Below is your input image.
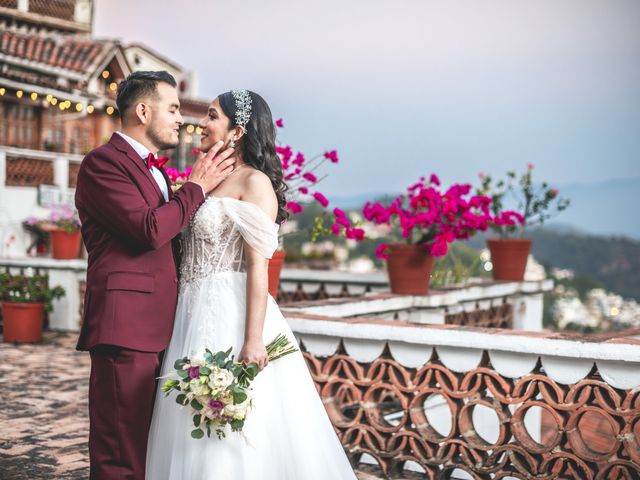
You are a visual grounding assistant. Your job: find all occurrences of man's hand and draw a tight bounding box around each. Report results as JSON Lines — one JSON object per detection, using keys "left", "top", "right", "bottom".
{"left": 188, "top": 141, "right": 236, "bottom": 194}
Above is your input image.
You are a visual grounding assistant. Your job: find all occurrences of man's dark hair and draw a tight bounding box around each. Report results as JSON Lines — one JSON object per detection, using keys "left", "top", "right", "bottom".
{"left": 115, "top": 71, "right": 177, "bottom": 119}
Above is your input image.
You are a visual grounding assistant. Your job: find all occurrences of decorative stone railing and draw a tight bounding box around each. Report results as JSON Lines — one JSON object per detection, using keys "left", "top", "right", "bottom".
{"left": 283, "top": 279, "right": 553, "bottom": 331}
{"left": 277, "top": 268, "right": 389, "bottom": 303}
{"left": 282, "top": 308, "right": 640, "bottom": 479}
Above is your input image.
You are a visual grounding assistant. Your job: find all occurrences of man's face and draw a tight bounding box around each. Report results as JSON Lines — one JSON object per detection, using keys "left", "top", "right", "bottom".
{"left": 146, "top": 82, "right": 183, "bottom": 150}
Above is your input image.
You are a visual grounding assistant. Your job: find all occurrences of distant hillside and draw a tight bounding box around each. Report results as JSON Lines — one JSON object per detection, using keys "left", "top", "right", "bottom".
{"left": 468, "top": 229, "right": 640, "bottom": 301}
{"left": 528, "top": 229, "right": 640, "bottom": 301}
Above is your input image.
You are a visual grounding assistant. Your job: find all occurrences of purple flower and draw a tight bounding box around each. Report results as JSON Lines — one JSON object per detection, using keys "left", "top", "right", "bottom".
{"left": 209, "top": 399, "right": 224, "bottom": 413}
{"left": 188, "top": 366, "right": 200, "bottom": 379}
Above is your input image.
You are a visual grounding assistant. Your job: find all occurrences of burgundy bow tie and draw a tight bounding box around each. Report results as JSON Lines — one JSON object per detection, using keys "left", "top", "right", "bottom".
{"left": 146, "top": 153, "right": 170, "bottom": 170}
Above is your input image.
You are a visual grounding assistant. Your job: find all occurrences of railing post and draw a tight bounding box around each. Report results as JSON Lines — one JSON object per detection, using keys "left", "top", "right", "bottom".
{"left": 54, "top": 155, "right": 69, "bottom": 191}
{"left": 17, "top": 0, "right": 28, "bottom": 13}
{"left": 0, "top": 150, "right": 6, "bottom": 208}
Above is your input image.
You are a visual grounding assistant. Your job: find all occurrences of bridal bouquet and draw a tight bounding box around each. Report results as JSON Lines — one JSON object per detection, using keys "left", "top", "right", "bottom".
{"left": 161, "top": 334, "right": 298, "bottom": 440}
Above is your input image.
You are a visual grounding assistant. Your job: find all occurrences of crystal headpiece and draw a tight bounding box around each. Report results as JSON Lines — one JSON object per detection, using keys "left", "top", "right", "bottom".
{"left": 231, "top": 89, "right": 252, "bottom": 131}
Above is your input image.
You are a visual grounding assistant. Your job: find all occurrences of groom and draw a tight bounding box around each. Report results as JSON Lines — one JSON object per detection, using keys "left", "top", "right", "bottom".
{"left": 75, "top": 71, "right": 234, "bottom": 479}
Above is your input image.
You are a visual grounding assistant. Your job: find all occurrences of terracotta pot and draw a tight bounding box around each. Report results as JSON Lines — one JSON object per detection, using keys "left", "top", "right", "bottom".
{"left": 386, "top": 244, "right": 435, "bottom": 295}
{"left": 268, "top": 250, "right": 286, "bottom": 298}
{"left": 487, "top": 238, "right": 532, "bottom": 281}
{"left": 50, "top": 229, "right": 81, "bottom": 259}
{"left": 2, "top": 302, "right": 45, "bottom": 343}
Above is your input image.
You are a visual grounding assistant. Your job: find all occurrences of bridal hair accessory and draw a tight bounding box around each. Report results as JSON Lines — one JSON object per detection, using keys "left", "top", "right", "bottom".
{"left": 231, "top": 89, "right": 252, "bottom": 131}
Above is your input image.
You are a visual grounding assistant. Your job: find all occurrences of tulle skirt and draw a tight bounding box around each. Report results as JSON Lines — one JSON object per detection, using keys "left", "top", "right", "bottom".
{"left": 146, "top": 271, "right": 356, "bottom": 480}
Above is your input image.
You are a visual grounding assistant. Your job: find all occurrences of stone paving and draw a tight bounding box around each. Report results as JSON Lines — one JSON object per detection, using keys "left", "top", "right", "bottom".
{"left": 0, "top": 333, "right": 375, "bottom": 480}
{"left": 0, "top": 333, "right": 90, "bottom": 480}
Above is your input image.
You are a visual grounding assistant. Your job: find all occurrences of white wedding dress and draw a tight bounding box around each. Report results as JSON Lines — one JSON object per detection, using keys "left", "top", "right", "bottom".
{"left": 146, "top": 196, "right": 356, "bottom": 480}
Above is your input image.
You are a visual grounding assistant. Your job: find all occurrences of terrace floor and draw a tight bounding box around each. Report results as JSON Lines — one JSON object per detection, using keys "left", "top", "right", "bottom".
{"left": 0, "top": 332, "right": 377, "bottom": 480}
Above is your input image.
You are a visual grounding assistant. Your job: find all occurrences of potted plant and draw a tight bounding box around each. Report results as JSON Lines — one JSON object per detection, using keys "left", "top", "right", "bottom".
{"left": 27, "top": 205, "right": 82, "bottom": 259}
{"left": 363, "top": 174, "right": 492, "bottom": 294}
{"left": 0, "top": 271, "right": 65, "bottom": 343}
{"left": 477, "top": 164, "right": 570, "bottom": 281}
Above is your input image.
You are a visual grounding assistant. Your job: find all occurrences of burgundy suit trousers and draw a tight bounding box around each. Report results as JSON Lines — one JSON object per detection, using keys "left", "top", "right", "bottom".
{"left": 89, "top": 346, "right": 163, "bottom": 480}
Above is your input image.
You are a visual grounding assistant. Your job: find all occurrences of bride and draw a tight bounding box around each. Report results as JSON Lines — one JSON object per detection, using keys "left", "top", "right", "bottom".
{"left": 146, "top": 90, "right": 356, "bottom": 479}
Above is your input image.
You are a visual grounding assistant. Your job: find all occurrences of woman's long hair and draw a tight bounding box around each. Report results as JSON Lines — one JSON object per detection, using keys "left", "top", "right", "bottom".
{"left": 218, "top": 91, "right": 289, "bottom": 224}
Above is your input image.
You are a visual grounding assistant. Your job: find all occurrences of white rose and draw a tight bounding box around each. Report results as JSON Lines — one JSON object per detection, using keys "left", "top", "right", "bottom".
{"left": 209, "top": 368, "right": 235, "bottom": 390}
{"left": 224, "top": 399, "right": 251, "bottom": 420}
{"left": 189, "top": 382, "right": 210, "bottom": 397}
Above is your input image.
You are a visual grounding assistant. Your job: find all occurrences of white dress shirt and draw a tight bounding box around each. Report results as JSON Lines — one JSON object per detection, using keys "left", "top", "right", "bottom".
{"left": 116, "top": 131, "right": 169, "bottom": 202}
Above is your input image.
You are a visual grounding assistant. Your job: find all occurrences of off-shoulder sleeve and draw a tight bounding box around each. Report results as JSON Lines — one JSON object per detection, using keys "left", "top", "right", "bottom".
{"left": 219, "top": 197, "right": 280, "bottom": 259}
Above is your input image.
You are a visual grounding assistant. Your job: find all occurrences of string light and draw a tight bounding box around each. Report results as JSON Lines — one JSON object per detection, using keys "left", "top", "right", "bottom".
{"left": 16, "top": 90, "right": 23, "bottom": 98}
{"left": 59, "top": 103, "right": 66, "bottom": 111}
{"left": 109, "top": 82, "right": 117, "bottom": 91}
{"left": 64, "top": 100, "right": 71, "bottom": 108}
{"left": 75, "top": 103, "right": 83, "bottom": 112}
{"left": 106, "top": 106, "right": 115, "bottom": 115}
{"left": 102, "top": 70, "right": 110, "bottom": 79}
{"left": 195, "top": 126, "right": 203, "bottom": 135}
{"left": 51, "top": 98, "right": 58, "bottom": 106}
{"left": 186, "top": 125, "right": 195, "bottom": 133}
{"left": 0, "top": 88, "right": 5, "bottom": 96}
{"left": 30, "top": 92, "right": 38, "bottom": 101}
{"left": 87, "top": 105, "right": 95, "bottom": 114}
{"left": 46, "top": 94, "right": 53, "bottom": 102}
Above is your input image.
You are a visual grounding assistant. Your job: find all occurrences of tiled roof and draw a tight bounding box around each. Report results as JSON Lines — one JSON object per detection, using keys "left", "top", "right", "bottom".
{"left": 0, "top": 28, "right": 111, "bottom": 74}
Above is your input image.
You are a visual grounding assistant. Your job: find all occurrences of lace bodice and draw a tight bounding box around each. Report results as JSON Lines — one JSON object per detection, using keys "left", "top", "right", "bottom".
{"left": 180, "top": 196, "right": 279, "bottom": 284}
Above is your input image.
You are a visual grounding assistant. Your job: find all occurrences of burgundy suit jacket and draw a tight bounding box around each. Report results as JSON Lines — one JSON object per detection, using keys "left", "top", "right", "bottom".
{"left": 75, "top": 133, "right": 205, "bottom": 352}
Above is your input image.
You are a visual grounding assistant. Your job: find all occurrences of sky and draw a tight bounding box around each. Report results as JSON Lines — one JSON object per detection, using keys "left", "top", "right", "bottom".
{"left": 94, "top": 0, "right": 640, "bottom": 200}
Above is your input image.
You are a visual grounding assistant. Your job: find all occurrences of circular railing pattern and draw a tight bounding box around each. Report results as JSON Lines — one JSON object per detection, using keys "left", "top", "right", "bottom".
{"left": 303, "top": 346, "right": 640, "bottom": 479}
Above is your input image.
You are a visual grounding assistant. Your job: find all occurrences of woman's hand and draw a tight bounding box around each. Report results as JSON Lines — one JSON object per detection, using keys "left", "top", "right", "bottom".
{"left": 238, "top": 338, "right": 269, "bottom": 371}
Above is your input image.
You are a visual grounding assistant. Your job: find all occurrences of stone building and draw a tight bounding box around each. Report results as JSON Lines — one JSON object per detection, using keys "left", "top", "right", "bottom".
{"left": 0, "top": 0, "right": 208, "bottom": 256}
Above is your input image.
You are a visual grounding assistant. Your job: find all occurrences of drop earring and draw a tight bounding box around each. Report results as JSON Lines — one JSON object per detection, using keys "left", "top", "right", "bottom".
{"left": 228, "top": 139, "right": 236, "bottom": 148}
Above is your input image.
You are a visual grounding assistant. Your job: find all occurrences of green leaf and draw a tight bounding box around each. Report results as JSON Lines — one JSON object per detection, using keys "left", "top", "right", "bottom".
{"left": 230, "top": 418, "right": 244, "bottom": 431}
{"left": 176, "top": 394, "right": 187, "bottom": 405}
{"left": 191, "top": 428, "right": 204, "bottom": 439}
{"left": 193, "top": 414, "right": 201, "bottom": 427}
{"left": 174, "top": 358, "right": 186, "bottom": 370}
{"left": 199, "top": 367, "right": 211, "bottom": 376}
{"left": 232, "top": 389, "right": 247, "bottom": 404}
{"left": 177, "top": 369, "right": 188, "bottom": 379}
{"left": 161, "top": 379, "right": 178, "bottom": 392}
{"left": 244, "top": 363, "right": 259, "bottom": 379}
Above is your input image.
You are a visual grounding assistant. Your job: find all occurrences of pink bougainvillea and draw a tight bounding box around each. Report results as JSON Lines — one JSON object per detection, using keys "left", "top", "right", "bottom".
{"left": 364, "top": 174, "right": 494, "bottom": 258}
